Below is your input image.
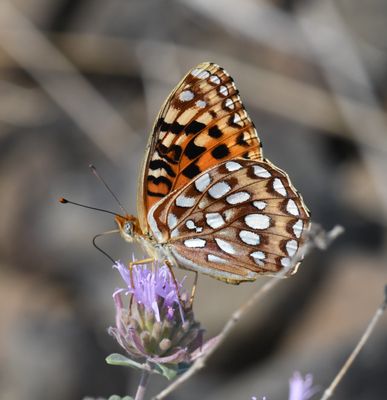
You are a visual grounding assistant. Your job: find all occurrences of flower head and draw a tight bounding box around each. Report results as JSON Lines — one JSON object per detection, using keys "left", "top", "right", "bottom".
{"left": 253, "top": 371, "right": 318, "bottom": 400}
{"left": 108, "top": 261, "right": 203, "bottom": 366}
{"left": 288, "top": 371, "right": 318, "bottom": 400}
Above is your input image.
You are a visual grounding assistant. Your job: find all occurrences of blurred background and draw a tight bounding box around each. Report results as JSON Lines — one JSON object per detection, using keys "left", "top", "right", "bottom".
{"left": 0, "top": 0, "right": 387, "bottom": 399}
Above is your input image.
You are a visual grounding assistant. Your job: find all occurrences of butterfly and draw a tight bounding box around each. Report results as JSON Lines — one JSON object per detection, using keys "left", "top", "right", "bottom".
{"left": 115, "top": 62, "right": 310, "bottom": 284}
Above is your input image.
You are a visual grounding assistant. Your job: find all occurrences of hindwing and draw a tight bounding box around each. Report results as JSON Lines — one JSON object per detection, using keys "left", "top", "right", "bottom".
{"left": 147, "top": 158, "right": 310, "bottom": 283}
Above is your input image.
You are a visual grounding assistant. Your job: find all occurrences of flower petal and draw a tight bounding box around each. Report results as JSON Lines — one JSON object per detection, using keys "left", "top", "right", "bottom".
{"left": 112, "top": 291, "right": 125, "bottom": 335}
{"left": 114, "top": 261, "right": 133, "bottom": 289}
{"left": 289, "top": 371, "right": 319, "bottom": 400}
{"left": 149, "top": 348, "right": 190, "bottom": 364}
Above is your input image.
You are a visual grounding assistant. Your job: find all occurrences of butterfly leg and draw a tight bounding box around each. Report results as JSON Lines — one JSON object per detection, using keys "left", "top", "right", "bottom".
{"left": 164, "top": 259, "right": 185, "bottom": 303}
{"left": 128, "top": 257, "right": 154, "bottom": 267}
{"left": 127, "top": 257, "right": 155, "bottom": 288}
{"left": 189, "top": 271, "right": 199, "bottom": 306}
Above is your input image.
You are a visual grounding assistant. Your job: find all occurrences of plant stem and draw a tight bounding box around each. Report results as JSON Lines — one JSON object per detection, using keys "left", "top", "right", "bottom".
{"left": 135, "top": 369, "right": 150, "bottom": 400}
{"left": 320, "top": 286, "right": 387, "bottom": 400}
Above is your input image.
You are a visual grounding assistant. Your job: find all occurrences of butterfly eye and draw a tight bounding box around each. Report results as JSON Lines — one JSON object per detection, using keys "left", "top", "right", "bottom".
{"left": 123, "top": 221, "right": 133, "bottom": 236}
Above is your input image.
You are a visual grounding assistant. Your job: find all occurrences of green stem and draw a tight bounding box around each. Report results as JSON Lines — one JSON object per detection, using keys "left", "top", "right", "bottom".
{"left": 135, "top": 369, "right": 150, "bottom": 400}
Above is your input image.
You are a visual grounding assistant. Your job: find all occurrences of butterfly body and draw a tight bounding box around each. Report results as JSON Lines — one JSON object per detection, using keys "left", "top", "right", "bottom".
{"left": 115, "top": 214, "right": 169, "bottom": 262}
{"left": 118, "top": 62, "right": 310, "bottom": 284}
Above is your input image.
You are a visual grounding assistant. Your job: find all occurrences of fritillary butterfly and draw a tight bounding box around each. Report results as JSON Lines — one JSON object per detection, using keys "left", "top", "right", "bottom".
{"left": 115, "top": 62, "right": 310, "bottom": 284}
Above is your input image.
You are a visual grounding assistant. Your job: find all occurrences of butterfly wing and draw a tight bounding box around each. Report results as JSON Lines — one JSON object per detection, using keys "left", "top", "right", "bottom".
{"left": 147, "top": 158, "right": 310, "bottom": 283}
{"left": 138, "top": 62, "right": 262, "bottom": 232}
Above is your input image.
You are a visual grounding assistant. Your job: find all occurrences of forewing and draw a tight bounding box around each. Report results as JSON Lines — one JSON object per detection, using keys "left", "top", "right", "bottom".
{"left": 148, "top": 158, "right": 310, "bottom": 283}
{"left": 138, "top": 62, "right": 262, "bottom": 232}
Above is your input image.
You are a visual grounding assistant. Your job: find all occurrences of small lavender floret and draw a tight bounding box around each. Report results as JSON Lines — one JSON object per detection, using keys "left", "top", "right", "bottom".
{"left": 288, "top": 371, "right": 318, "bottom": 400}
{"left": 253, "top": 371, "right": 318, "bottom": 400}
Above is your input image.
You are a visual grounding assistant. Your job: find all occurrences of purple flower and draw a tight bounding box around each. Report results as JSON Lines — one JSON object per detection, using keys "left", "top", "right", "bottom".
{"left": 253, "top": 371, "right": 318, "bottom": 400}
{"left": 288, "top": 371, "right": 318, "bottom": 400}
{"left": 108, "top": 261, "right": 203, "bottom": 366}
{"left": 113, "top": 260, "right": 185, "bottom": 322}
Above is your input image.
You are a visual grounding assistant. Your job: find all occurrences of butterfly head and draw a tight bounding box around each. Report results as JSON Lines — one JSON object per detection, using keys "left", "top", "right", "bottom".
{"left": 115, "top": 214, "right": 141, "bottom": 243}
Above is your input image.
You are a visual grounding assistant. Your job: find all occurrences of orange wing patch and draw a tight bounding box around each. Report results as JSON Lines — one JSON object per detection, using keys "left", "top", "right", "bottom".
{"left": 140, "top": 62, "right": 262, "bottom": 220}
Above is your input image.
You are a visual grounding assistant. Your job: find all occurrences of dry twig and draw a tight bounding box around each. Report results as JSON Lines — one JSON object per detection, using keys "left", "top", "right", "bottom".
{"left": 320, "top": 285, "right": 387, "bottom": 400}
{"left": 0, "top": 1, "right": 134, "bottom": 163}
{"left": 297, "top": 1, "right": 387, "bottom": 221}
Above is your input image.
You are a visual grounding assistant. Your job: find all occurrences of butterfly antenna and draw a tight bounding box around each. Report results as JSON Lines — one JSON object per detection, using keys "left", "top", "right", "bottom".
{"left": 93, "top": 230, "right": 119, "bottom": 264}
{"left": 59, "top": 197, "right": 123, "bottom": 218}
{"left": 89, "top": 164, "right": 129, "bottom": 216}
